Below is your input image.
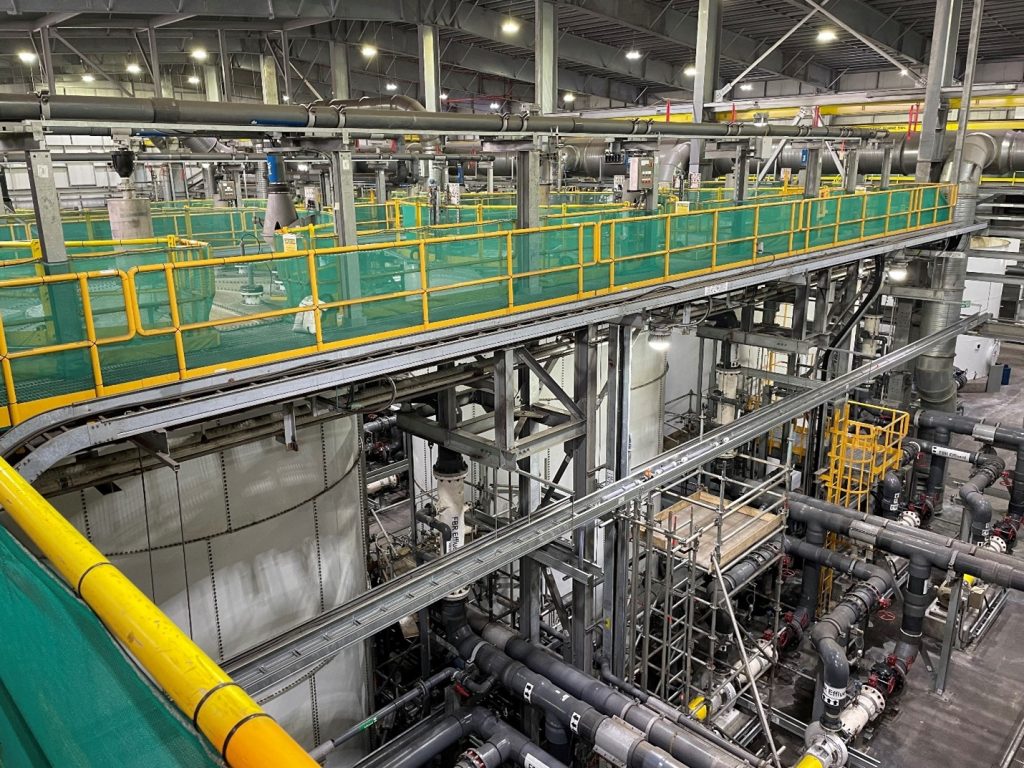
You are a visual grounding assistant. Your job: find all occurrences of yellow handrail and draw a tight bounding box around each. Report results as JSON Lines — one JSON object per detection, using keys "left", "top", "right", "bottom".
{"left": 0, "top": 183, "right": 956, "bottom": 428}
{"left": 0, "top": 456, "right": 316, "bottom": 767}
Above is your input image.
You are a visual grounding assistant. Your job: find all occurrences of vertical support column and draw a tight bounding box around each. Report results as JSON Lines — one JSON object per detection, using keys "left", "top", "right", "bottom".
{"left": 534, "top": 0, "right": 558, "bottom": 113}
{"left": 330, "top": 40, "right": 351, "bottom": 101}
{"left": 203, "top": 66, "right": 221, "bottom": 102}
{"left": 217, "top": 30, "right": 233, "bottom": 101}
{"left": 879, "top": 144, "right": 894, "bottom": 190}
{"left": 842, "top": 147, "right": 861, "bottom": 194}
{"left": 493, "top": 349, "right": 516, "bottom": 455}
{"left": 689, "top": 0, "right": 722, "bottom": 182}
{"left": 517, "top": 148, "right": 542, "bottom": 229}
{"left": 803, "top": 146, "right": 823, "bottom": 198}
{"left": 261, "top": 55, "right": 280, "bottom": 104}
{"left": 39, "top": 26, "right": 56, "bottom": 93}
{"left": 486, "top": 163, "right": 495, "bottom": 193}
{"left": 418, "top": 25, "right": 441, "bottom": 112}
{"left": 949, "top": 0, "right": 986, "bottom": 175}
{"left": 571, "top": 326, "right": 599, "bottom": 672}
{"left": 331, "top": 150, "right": 361, "bottom": 324}
{"left": 375, "top": 167, "right": 387, "bottom": 204}
{"left": 202, "top": 164, "right": 216, "bottom": 199}
{"left": 732, "top": 143, "right": 751, "bottom": 203}
{"left": 148, "top": 27, "right": 172, "bottom": 98}
{"left": 915, "top": 0, "right": 962, "bottom": 182}
{"left": 27, "top": 150, "right": 68, "bottom": 271}
{"left": 600, "top": 323, "right": 632, "bottom": 676}
{"left": 28, "top": 149, "right": 81, "bottom": 350}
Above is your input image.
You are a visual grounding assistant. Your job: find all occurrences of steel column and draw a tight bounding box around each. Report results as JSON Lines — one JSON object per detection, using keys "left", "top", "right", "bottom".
{"left": 843, "top": 147, "right": 861, "bottom": 194}
{"left": 534, "top": 0, "right": 558, "bottom": 113}
{"left": 39, "top": 26, "right": 56, "bottom": 93}
{"left": 949, "top": 0, "right": 985, "bottom": 176}
{"left": 203, "top": 66, "right": 221, "bottom": 102}
{"left": 217, "top": 30, "right": 233, "bottom": 101}
{"left": 147, "top": 26, "right": 171, "bottom": 98}
{"left": 330, "top": 40, "right": 351, "bottom": 101}
{"left": 601, "top": 324, "right": 631, "bottom": 677}
{"left": 689, "top": 0, "right": 722, "bottom": 182}
{"left": 418, "top": 25, "right": 441, "bottom": 112}
{"left": 804, "top": 146, "right": 823, "bottom": 198}
{"left": 915, "top": 0, "right": 962, "bottom": 181}
{"left": 261, "top": 54, "right": 279, "bottom": 105}
{"left": 27, "top": 150, "right": 68, "bottom": 270}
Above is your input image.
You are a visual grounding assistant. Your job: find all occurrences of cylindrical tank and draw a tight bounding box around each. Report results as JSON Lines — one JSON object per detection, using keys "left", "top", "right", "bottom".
{"left": 108, "top": 193, "right": 154, "bottom": 239}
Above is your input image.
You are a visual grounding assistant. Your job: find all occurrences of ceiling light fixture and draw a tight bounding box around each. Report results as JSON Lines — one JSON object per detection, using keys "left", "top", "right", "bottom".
{"left": 282, "top": 94, "right": 290, "bottom": 101}
{"left": 899, "top": 68, "right": 910, "bottom": 77}
{"left": 126, "top": 63, "right": 142, "bottom": 75}
{"left": 385, "top": 82, "right": 398, "bottom": 91}
{"left": 816, "top": 29, "right": 837, "bottom": 43}
{"left": 361, "top": 44, "right": 378, "bottom": 58}
{"left": 188, "top": 75, "right": 200, "bottom": 85}
{"left": 501, "top": 18, "right": 520, "bottom": 34}
{"left": 739, "top": 82, "right": 754, "bottom": 92}
{"left": 562, "top": 92, "right": 575, "bottom": 103}
{"left": 190, "top": 47, "right": 208, "bottom": 61}
{"left": 625, "top": 49, "right": 642, "bottom": 61}
{"left": 439, "top": 92, "right": 449, "bottom": 101}
{"left": 490, "top": 101, "right": 501, "bottom": 111}
{"left": 297, "top": 163, "right": 309, "bottom": 172}
{"left": 648, "top": 327, "right": 672, "bottom": 352}
{"left": 684, "top": 65, "right": 697, "bottom": 77}
{"left": 17, "top": 51, "right": 37, "bottom": 64}
{"left": 81, "top": 73, "right": 95, "bottom": 83}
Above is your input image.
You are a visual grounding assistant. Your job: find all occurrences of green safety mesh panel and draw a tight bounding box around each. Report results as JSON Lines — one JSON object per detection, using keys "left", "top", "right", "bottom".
{"left": 0, "top": 526, "right": 221, "bottom": 767}
{"left": 0, "top": 188, "right": 954, "bottom": 415}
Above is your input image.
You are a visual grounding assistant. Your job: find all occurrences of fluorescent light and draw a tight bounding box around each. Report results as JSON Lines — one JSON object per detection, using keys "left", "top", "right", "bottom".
{"left": 297, "top": 163, "right": 309, "bottom": 172}
{"left": 439, "top": 92, "right": 449, "bottom": 101}
{"left": 17, "top": 51, "right": 37, "bottom": 64}
{"left": 684, "top": 65, "right": 697, "bottom": 77}
{"left": 490, "top": 101, "right": 501, "bottom": 111}
{"left": 648, "top": 328, "right": 672, "bottom": 352}
{"left": 562, "top": 92, "right": 575, "bottom": 103}
{"left": 816, "top": 29, "right": 837, "bottom": 43}
{"left": 501, "top": 18, "right": 520, "bottom": 34}
{"left": 625, "top": 49, "right": 642, "bottom": 61}
{"left": 739, "top": 83, "right": 754, "bottom": 92}
{"left": 385, "top": 82, "right": 398, "bottom": 91}
{"left": 81, "top": 73, "right": 95, "bottom": 82}
{"left": 361, "top": 44, "right": 378, "bottom": 58}
{"left": 188, "top": 75, "right": 200, "bottom": 85}
{"left": 190, "top": 47, "right": 208, "bottom": 61}
{"left": 126, "top": 63, "right": 142, "bottom": 75}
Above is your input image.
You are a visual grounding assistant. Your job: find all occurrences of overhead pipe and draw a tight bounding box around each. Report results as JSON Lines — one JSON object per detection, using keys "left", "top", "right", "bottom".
{"left": 0, "top": 94, "right": 889, "bottom": 140}
{"left": 0, "top": 458, "right": 318, "bottom": 767}
{"left": 465, "top": 609, "right": 756, "bottom": 768}
{"left": 442, "top": 602, "right": 692, "bottom": 768}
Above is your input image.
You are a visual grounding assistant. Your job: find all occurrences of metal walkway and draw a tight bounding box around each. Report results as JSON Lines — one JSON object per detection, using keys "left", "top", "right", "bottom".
{"left": 2, "top": 222, "right": 981, "bottom": 483}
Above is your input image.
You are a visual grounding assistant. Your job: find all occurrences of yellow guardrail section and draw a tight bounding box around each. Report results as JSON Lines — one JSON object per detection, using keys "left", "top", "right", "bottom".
{"left": 0, "top": 184, "right": 954, "bottom": 428}
{"left": 0, "top": 455, "right": 317, "bottom": 766}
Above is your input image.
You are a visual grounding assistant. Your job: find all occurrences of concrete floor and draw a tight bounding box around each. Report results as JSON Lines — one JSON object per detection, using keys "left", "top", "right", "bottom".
{"left": 862, "top": 343, "right": 1024, "bottom": 767}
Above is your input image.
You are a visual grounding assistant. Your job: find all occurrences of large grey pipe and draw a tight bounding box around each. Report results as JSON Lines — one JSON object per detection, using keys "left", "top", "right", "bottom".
{"left": 444, "top": 603, "right": 688, "bottom": 768}
{"left": 786, "top": 495, "right": 1024, "bottom": 589}
{"left": 917, "top": 409, "right": 1024, "bottom": 521}
{"left": 467, "top": 610, "right": 754, "bottom": 768}
{"left": 0, "top": 94, "right": 888, "bottom": 140}
{"left": 959, "top": 447, "right": 1006, "bottom": 541}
